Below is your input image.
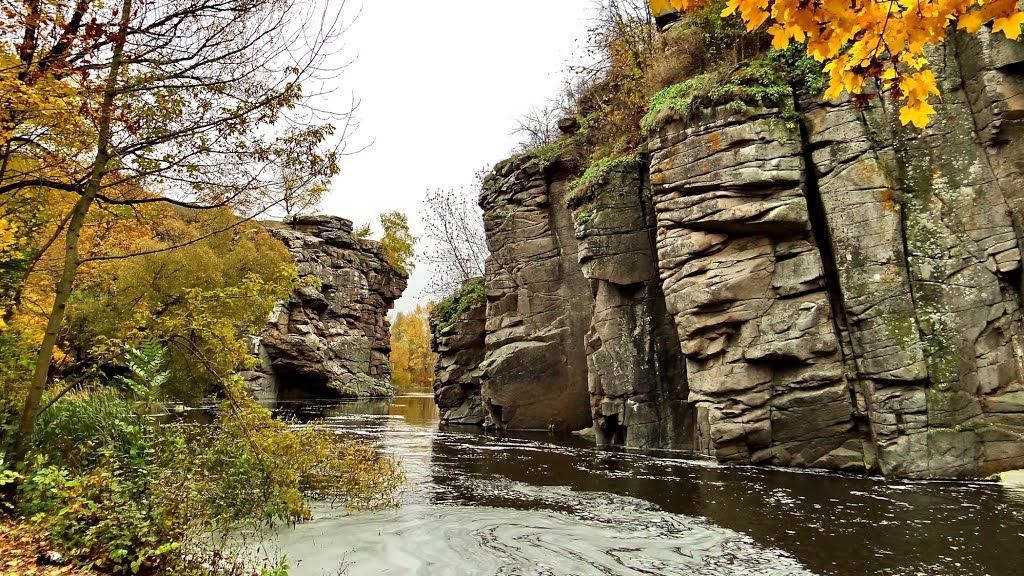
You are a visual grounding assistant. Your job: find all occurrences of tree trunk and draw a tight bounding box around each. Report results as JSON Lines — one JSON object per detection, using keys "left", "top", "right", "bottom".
{"left": 6, "top": 0, "right": 131, "bottom": 466}
{"left": 8, "top": 190, "right": 94, "bottom": 462}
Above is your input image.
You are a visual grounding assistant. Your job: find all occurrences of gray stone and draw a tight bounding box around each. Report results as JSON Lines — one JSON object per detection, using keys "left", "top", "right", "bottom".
{"left": 250, "top": 217, "right": 406, "bottom": 399}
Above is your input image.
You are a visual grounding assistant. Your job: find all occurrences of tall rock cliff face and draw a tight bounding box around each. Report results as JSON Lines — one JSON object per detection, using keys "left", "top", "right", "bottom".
{"left": 246, "top": 215, "right": 407, "bottom": 400}
{"left": 573, "top": 157, "right": 692, "bottom": 450}
{"left": 433, "top": 29, "right": 1024, "bottom": 478}
{"left": 648, "top": 108, "right": 866, "bottom": 470}
{"left": 476, "top": 159, "right": 595, "bottom": 431}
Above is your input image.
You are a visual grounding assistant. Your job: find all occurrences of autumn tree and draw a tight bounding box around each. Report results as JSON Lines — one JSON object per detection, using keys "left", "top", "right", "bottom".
{"left": 389, "top": 304, "right": 436, "bottom": 392}
{"left": 650, "top": 0, "right": 1024, "bottom": 127}
{"left": 421, "top": 188, "right": 488, "bottom": 298}
{"left": 0, "top": 0, "right": 350, "bottom": 462}
{"left": 380, "top": 210, "right": 416, "bottom": 277}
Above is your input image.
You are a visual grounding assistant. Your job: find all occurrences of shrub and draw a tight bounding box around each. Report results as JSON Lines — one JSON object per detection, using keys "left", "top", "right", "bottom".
{"left": 32, "top": 387, "right": 151, "bottom": 470}
{"left": 431, "top": 278, "right": 486, "bottom": 331}
{"left": 566, "top": 152, "right": 643, "bottom": 209}
{"left": 14, "top": 377, "right": 404, "bottom": 575}
{"left": 641, "top": 57, "right": 793, "bottom": 134}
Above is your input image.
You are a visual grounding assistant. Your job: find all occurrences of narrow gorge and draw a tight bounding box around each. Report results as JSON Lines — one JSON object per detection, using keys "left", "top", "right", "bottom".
{"left": 432, "top": 23, "right": 1024, "bottom": 479}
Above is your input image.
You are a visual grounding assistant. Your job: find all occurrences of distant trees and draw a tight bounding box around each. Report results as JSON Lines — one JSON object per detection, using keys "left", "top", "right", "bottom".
{"left": 420, "top": 188, "right": 488, "bottom": 298}
{"left": 390, "top": 304, "right": 436, "bottom": 392}
{"left": 1, "top": 0, "right": 349, "bottom": 462}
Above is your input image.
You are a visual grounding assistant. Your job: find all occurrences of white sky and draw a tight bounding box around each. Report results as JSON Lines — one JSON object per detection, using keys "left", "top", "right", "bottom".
{"left": 317, "top": 0, "right": 598, "bottom": 312}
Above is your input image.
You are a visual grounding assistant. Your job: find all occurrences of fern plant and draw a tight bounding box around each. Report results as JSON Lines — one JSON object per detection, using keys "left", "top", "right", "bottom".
{"left": 114, "top": 340, "right": 171, "bottom": 402}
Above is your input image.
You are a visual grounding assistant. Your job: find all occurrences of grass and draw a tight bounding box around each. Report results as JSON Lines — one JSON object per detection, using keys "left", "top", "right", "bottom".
{"left": 641, "top": 56, "right": 795, "bottom": 134}
{"left": 566, "top": 152, "right": 643, "bottom": 210}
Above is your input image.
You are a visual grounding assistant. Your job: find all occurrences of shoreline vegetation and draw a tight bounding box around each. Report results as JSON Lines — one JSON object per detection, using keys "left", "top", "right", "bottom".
{"left": 0, "top": 0, "right": 415, "bottom": 572}
{"left": 1, "top": 373, "right": 404, "bottom": 575}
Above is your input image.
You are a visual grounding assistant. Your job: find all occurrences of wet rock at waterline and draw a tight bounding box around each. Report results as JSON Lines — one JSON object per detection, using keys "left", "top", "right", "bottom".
{"left": 433, "top": 30, "right": 1024, "bottom": 479}
{"left": 245, "top": 215, "right": 407, "bottom": 399}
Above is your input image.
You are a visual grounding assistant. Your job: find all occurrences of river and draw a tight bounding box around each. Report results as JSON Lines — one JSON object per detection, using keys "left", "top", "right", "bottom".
{"left": 250, "top": 394, "right": 1024, "bottom": 576}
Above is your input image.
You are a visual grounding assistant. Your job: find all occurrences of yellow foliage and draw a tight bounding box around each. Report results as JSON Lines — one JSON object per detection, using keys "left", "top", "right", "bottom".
{"left": 0, "top": 217, "right": 18, "bottom": 266}
{"left": 659, "top": 0, "right": 1024, "bottom": 126}
{"left": 390, "top": 304, "right": 437, "bottom": 392}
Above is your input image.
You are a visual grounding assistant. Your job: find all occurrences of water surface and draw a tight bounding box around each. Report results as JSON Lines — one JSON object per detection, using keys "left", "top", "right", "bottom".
{"left": 256, "top": 395, "right": 1024, "bottom": 576}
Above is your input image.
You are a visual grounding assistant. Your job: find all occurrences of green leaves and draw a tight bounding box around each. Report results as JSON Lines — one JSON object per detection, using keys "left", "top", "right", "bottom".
{"left": 379, "top": 211, "right": 416, "bottom": 277}
{"left": 113, "top": 340, "right": 170, "bottom": 400}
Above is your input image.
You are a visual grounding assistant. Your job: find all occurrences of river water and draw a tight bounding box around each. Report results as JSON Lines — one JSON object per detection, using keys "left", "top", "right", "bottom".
{"left": 254, "top": 395, "right": 1024, "bottom": 576}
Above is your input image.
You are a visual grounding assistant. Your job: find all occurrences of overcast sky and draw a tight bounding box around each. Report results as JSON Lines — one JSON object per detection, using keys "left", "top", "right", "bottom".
{"left": 316, "top": 1, "right": 598, "bottom": 312}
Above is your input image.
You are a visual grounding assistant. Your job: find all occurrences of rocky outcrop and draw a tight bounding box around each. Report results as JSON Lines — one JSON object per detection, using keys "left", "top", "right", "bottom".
{"left": 791, "top": 31, "right": 1024, "bottom": 478}
{"left": 430, "top": 280, "right": 487, "bottom": 425}
{"left": 438, "top": 28, "right": 1024, "bottom": 478}
{"left": 648, "top": 107, "right": 867, "bottom": 470}
{"left": 245, "top": 215, "right": 407, "bottom": 399}
{"left": 573, "top": 157, "right": 692, "bottom": 449}
{"left": 477, "top": 157, "right": 595, "bottom": 431}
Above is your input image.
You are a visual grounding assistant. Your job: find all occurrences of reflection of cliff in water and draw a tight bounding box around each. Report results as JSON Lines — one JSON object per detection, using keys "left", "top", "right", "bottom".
{"left": 272, "top": 395, "right": 439, "bottom": 427}
{"left": 428, "top": 415, "right": 1024, "bottom": 576}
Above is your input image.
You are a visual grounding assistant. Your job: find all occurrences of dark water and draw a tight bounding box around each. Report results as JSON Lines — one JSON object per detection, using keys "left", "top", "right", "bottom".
{"left": 254, "top": 395, "right": 1024, "bottom": 576}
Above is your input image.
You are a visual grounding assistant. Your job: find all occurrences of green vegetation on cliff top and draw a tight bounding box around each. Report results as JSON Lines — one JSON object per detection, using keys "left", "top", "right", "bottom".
{"left": 432, "top": 278, "right": 486, "bottom": 330}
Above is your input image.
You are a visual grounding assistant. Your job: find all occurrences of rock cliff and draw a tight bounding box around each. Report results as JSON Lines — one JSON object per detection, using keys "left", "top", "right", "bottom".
{"left": 432, "top": 27, "right": 1024, "bottom": 478}
{"left": 430, "top": 279, "right": 487, "bottom": 425}
{"left": 475, "top": 158, "right": 595, "bottom": 431}
{"left": 245, "top": 215, "right": 407, "bottom": 400}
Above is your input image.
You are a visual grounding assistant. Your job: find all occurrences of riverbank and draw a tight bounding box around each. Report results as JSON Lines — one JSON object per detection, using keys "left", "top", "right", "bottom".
{"left": 0, "top": 518, "right": 102, "bottom": 576}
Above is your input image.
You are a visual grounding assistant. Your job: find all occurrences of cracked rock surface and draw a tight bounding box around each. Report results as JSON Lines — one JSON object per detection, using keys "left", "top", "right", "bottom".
{"left": 245, "top": 215, "right": 407, "bottom": 400}
{"left": 437, "top": 31, "right": 1024, "bottom": 478}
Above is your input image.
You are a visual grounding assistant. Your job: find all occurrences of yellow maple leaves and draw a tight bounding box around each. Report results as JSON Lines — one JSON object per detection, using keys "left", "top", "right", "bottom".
{"left": 659, "top": 0, "right": 1024, "bottom": 127}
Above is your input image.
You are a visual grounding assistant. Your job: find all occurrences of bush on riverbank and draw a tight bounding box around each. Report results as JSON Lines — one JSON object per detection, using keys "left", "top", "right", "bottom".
{"left": 2, "top": 371, "right": 403, "bottom": 575}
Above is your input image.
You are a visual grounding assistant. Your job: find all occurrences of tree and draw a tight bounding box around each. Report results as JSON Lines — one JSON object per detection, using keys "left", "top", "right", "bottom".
{"left": 379, "top": 211, "right": 416, "bottom": 277}
{"left": 389, "top": 304, "right": 436, "bottom": 392}
{"left": 1, "top": 0, "right": 350, "bottom": 463}
{"left": 420, "top": 188, "right": 488, "bottom": 298}
{"left": 61, "top": 210, "right": 295, "bottom": 402}
{"left": 651, "top": 0, "right": 1024, "bottom": 127}
{"left": 512, "top": 102, "right": 564, "bottom": 152}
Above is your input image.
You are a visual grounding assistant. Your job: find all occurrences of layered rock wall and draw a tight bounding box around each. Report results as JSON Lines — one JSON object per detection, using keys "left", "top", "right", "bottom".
{"left": 573, "top": 158, "right": 692, "bottom": 449}
{"left": 648, "top": 108, "right": 867, "bottom": 470}
{"left": 476, "top": 158, "right": 595, "bottom": 431}
{"left": 437, "top": 29, "right": 1024, "bottom": 478}
{"left": 431, "top": 282, "right": 487, "bottom": 425}
{"left": 246, "top": 215, "right": 407, "bottom": 399}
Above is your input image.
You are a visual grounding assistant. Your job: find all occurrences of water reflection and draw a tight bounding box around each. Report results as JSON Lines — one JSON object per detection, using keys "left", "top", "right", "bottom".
{"left": 263, "top": 395, "right": 1024, "bottom": 576}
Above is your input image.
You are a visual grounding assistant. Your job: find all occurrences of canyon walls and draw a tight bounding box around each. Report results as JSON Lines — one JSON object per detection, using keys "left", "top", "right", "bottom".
{"left": 648, "top": 108, "right": 866, "bottom": 470}
{"left": 245, "top": 215, "right": 407, "bottom": 400}
{"left": 431, "top": 29, "right": 1024, "bottom": 478}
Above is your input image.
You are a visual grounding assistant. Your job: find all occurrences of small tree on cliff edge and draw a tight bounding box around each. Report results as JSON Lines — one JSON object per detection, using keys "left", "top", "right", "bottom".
{"left": 380, "top": 211, "right": 417, "bottom": 277}
{"left": 0, "top": 0, "right": 349, "bottom": 464}
{"left": 421, "top": 187, "right": 488, "bottom": 298}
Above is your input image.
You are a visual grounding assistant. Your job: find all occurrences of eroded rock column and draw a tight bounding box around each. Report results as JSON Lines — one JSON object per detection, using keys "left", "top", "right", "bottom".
{"left": 478, "top": 157, "right": 595, "bottom": 431}
{"left": 649, "top": 107, "right": 866, "bottom": 470}
{"left": 431, "top": 282, "right": 487, "bottom": 425}
{"left": 573, "top": 157, "right": 692, "bottom": 449}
